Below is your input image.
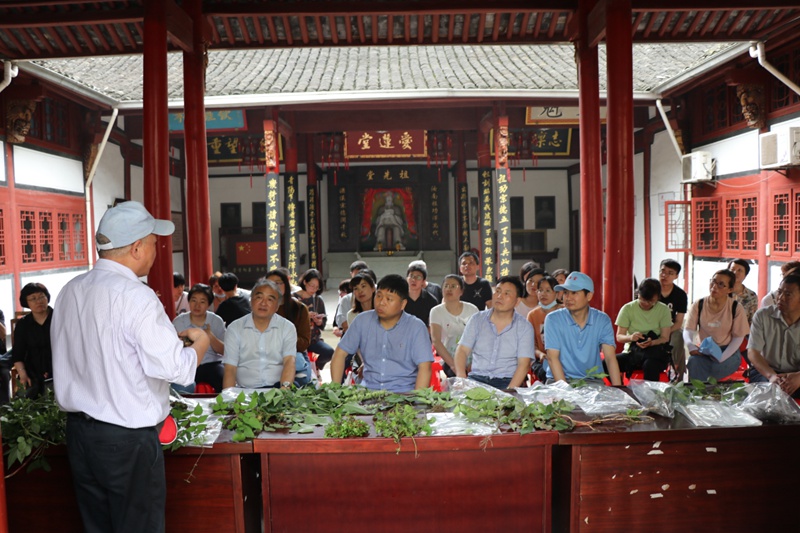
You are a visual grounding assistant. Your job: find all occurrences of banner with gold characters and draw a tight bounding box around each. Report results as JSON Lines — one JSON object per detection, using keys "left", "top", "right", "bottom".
{"left": 284, "top": 174, "right": 299, "bottom": 281}
{"left": 266, "top": 173, "right": 281, "bottom": 271}
{"left": 307, "top": 184, "right": 319, "bottom": 270}
{"left": 344, "top": 130, "right": 427, "bottom": 159}
{"left": 496, "top": 168, "right": 511, "bottom": 277}
{"left": 478, "top": 168, "right": 495, "bottom": 283}
{"left": 458, "top": 183, "right": 470, "bottom": 253}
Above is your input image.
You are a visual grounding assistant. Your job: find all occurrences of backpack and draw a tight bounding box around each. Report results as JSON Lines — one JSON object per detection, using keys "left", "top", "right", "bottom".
{"left": 696, "top": 297, "right": 738, "bottom": 330}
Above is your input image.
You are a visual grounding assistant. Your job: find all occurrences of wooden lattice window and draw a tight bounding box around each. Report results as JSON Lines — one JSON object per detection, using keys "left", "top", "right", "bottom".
{"left": 692, "top": 198, "right": 721, "bottom": 254}
{"left": 795, "top": 190, "right": 800, "bottom": 254}
{"left": 20, "top": 209, "right": 37, "bottom": 264}
{"left": 772, "top": 191, "right": 791, "bottom": 254}
{"left": 665, "top": 201, "right": 691, "bottom": 252}
{"left": 724, "top": 196, "right": 758, "bottom": 254}
{"left": 18, "top": 203, "right": 86, "bottom": 270}
{"left": 39, "top": 210, "right": 54, "bottom": 262}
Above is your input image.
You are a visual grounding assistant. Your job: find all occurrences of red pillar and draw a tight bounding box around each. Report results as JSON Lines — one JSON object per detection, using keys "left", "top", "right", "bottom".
{"left": 143, "top": 0, "right": 174, "bottom": 316}
{"left": 602, "top": 0, "right": 634, "bottom": 321}
{"left": 183, "top": 0, "right": 213, "bottom": 286}
{"left": 577, "top": 0, "right": 604, "bottom": 308}
{"left": 758, "top": 172, "right": 769, "bottom": 298}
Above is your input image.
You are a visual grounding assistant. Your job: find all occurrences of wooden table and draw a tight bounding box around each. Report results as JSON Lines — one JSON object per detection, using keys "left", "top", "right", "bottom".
{"left": 5, "top": 433, "right": 258, "bottom": 533}
{"left": 553, "top": 415, "right": 800, "bottom": 532}
{"left": 254, "top": 428, "right": 557, "bottom": 533}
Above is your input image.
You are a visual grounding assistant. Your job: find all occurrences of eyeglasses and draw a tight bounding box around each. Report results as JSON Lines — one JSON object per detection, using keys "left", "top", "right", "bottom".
{"left": 709, "top": 279, "right": 728, "bottom": 289}
{"left": 27, "top": 294, "right": 47, "bottom": 303}
{"left": 443, "top": 284, "right": 461, "bottom": 290}
{"left": 408, "top": 274, "right": 424, "bottom": 281}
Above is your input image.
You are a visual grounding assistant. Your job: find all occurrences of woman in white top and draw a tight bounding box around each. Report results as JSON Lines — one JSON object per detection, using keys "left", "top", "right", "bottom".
{"left": 515, "top": 268, "right": 545, "bottom": 318}
{"left": 429, "top": 274, "right": 479, "bottom": 376}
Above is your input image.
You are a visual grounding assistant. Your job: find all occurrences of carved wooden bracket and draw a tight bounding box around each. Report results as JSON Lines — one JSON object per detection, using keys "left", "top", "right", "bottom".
{"left": 5, "top": 99, "right": 37, "bottom": 144}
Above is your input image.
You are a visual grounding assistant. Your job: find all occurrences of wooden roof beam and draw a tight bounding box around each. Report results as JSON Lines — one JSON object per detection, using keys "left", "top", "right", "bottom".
{"left": 0, "top": 8, "right": 141, "bottom": 29}
{"left": 165, "top": 0, "right": 193, "bottom": 52}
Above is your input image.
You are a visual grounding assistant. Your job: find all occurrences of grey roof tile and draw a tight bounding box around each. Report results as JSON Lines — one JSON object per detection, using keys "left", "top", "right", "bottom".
{"left": 30, "top": 43, "right": 740, "bottom": 103}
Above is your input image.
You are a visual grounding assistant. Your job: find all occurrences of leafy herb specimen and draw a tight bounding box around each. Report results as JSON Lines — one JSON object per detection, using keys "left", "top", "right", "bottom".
{"left": 324, "top": 416, "right": 370, "bottom": 438}
{"left": 0, "top": 388, "right": 66, "bottom": 476}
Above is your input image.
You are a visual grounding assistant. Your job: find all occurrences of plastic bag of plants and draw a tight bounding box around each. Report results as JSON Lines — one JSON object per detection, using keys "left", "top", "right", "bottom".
{"left": 426, "top": 412, "right": 500, "bottom": 436}
{"left": 676, "top": 399, "right": 762, "bottom": 427}
{"left": 515, "top": 381, "right": 578, "bottom": 406}
{"left": 566, "top": 382, "right": 643, "bottom": 416}
{"left": 721, "top": 383, "right": 800, "bottom": 424}
{"left": 627, "top": 379, "right": 678, "bottom": 418}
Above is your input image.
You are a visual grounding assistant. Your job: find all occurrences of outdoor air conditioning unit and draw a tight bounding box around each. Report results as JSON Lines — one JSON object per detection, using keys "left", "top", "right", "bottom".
{"left": 681, "top": 151, "right": 714, "bottom": 183}
{"left": 759, "top": 126, "right": 800, "bottom": 169}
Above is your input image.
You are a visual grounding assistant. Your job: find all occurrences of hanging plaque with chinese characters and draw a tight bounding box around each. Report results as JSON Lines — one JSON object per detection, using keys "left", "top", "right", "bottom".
{"left": 284, "top": 174, "right": 299, "bottom": 281}
{"left": 266, "top": 174, "right": 281, "bottom": 271}
{"left": 496, "top": 168, "right": 512, "bottom": 277}
{"left": 478, "top": 169, "right": 495, "bottom": 283}
{"left": 344, "top": 130, "right": 427, "bottom": 159}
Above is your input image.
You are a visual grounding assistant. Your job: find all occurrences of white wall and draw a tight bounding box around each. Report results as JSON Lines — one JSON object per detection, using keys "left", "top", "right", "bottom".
{"left": 13, "top": 146, "right": 84, "bottom": 193}
{"left": 690, "top": 259, "right": 759, "bottom": 303}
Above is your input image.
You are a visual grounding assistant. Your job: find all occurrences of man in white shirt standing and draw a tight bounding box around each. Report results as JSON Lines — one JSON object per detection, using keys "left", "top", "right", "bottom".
{"left": 52, "top": 201, "right": 209, "bottom": 533}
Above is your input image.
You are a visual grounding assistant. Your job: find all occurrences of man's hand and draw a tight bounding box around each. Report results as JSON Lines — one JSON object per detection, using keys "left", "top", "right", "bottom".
{"left": 778, "top": 372, "right": 800, "bottom": 396}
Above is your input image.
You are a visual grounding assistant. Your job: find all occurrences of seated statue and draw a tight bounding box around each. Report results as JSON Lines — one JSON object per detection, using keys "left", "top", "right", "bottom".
{"left": 373, "top": 191, "right": 406, "bottom": 251}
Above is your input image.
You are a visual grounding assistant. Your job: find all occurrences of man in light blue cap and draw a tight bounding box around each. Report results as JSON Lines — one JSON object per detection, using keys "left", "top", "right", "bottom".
{"left": 542, "top": 271, "right": 622, "bottom": 385}
{"left": 52, "top": 201, "right": 210, "bottom": 533}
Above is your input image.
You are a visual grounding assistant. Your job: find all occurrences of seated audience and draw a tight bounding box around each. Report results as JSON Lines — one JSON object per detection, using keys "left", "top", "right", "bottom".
{"left": 727, "top": 258, "right": 758, "bottom": 323}
{"left": 430, "top": 274, "right": 479, "bottom": 377}
{"left": 215, "top": 273, "right": 251, "bottom": 326}
{"left": 458, "top": 251, "right": 493, "bottom": 310}
{"left": 11, "top": 283, "right": 54, "bottom": 398}
{"left": 544, "top": 272, "right": 621, "bottom": 385}
{"left": 614, "top": 278, "right": 673, "bottom": 381}
{"left": 747, "top": 274, "right": 800, "bottom": 398}
{"left": 172, "top": 284, "right": 226, "bottom": 392}
{"left": 222, "top": 279, "right": 297, "bottom": 389}
{"left": 761, "top": 261, "right": 800, "bottom": 307}
{"left": 516, "top": 268, "right": 545, "bottom": 318}
{"left": 347, "top": 271, "right": 377, "bottom": 326}
{"left": 748, "top": 274, "right": 800, "bottom": 397}
{"left": 404, "top": 262, "right": 439, "bottom": 326}
{"left": 455, "top": 275, "right": 534, "bottom": 389}
{"left": 658, "top": 258, "right": 688, "bottom": 381}
{"left": 330, "top": 274, "right": 432, "bottom": 392}
{"left": 335, "top": 260, "right": 370, "bottom": 333}
{"left": 266, "top": 269, "right": 312, "bottom": 385}
{"left": 551, "top": 268, "right": 569, "bottom": 304}
{"left": 332, "top": 279, "right": 351, "bottom": 338}
{"left": 294, "top": 268, "right": 335, "bottom": 371}
{"left": 527, "top": 275, "right": 563, "bottom": 382}
{"left": 410, "top": 259, "right": 442, "bottom": 301}
{"left": 173, "top": 272, "right": 190, "bottom": 315}
{"left": 683, "top": 269, "right": 750, "bottom": 381}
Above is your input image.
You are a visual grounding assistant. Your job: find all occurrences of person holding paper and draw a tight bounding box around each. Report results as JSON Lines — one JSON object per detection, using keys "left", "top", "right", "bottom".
{"left": 683, "top": 269, "right": 749, "bottom": 381}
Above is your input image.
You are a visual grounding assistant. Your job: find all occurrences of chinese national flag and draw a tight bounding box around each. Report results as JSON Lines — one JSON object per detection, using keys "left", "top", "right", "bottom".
{"left": 236, "top": 241, "right": 267, "bottom": 266}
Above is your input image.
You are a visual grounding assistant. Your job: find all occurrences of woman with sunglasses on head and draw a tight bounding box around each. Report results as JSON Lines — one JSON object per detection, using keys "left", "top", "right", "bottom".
{"left": 294, "top": 269, "right": 335, "bottom": 372}
{"left": 11, "top": 283, "right": 54, "bottom": 398}
{"left": 683, "top": 269, "right": 750, "bottom": 381}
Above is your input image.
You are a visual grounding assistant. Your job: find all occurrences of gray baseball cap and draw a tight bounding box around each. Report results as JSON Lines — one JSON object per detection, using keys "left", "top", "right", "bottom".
{"left": 96, "top": 201, "right": 174, "bottom": 250}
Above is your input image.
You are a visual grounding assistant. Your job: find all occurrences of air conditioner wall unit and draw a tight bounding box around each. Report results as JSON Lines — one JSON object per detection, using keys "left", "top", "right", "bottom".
{"left": 759, "top": 126, "right": 800, "bottom": 169}
{"left": 681, "top": 151, "right": 714, "bottom": 183}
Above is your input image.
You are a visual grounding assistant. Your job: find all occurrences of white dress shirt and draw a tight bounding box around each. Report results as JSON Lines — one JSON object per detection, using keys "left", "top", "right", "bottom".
{"left": 52, "top": 259, "right": 198, "bottom": 428}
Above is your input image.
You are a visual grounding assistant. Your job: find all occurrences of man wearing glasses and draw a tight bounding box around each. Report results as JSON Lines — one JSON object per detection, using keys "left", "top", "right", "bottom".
{"left": 403, "top": 263, "right": 439, "bottom": 326}
{"left": 748, "top": 274, "right": 800, "bottom": 398}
